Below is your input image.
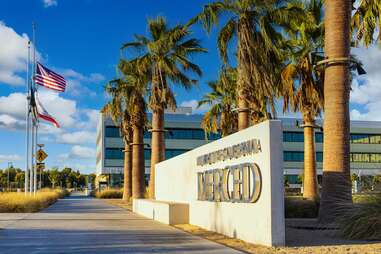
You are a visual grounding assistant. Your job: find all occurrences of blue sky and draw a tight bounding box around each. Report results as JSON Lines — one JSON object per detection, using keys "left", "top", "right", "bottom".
{"left": 0, "top": 0, "right": 380, "bottom": 173}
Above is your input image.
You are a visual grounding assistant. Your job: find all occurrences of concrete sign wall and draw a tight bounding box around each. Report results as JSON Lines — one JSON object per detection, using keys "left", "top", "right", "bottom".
{"left": 153, "top": 120, "right": 284, "bottom": 246}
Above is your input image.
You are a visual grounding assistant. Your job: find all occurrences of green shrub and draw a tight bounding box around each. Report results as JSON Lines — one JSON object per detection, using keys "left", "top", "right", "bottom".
{"left": 285, "top": 196, "right": 319, "bottom": 218}
{"left": 96, "top": 189, "right": 123, "bottom": 199}
{"left": 338, "top": 194, "right": 381, "bottom": 240}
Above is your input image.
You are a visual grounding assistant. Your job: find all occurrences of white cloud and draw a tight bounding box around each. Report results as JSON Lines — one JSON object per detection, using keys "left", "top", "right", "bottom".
{"left": 56, "top": 131, "right": 95, "bottom": 145}
{"left": 59, "top": 69, "right": 105, "bottom": 97}
{"left": 42, "top": 0, "right": 58, "bottom": 8}
{"left": 37, "top": 90, "right": 77, "bottom": 128}
{"left": 180, "top": 99, "right": 209, "bottom": 114}
{"left": 0, "top": 22, "right": 40, "bottom": 86}
{"left": 0, "top": 154, "right": 22, "bottom": 162}
{"left": 350, "top": 46, "right": 381, "bottom": 121}
{"left": 70, "top": 145, "right": 95, "bottom": 159}
{"left": 0, "top": 91, "right": 100, "bottom": 133}
{"left": 59, "top": 145, "right": 95, "bottom": 160}
{"left": 0, "top": 114, "right": 25, "bottom": 130}
{"left": 0, "top": 92, "right": 26, "bottom": 119}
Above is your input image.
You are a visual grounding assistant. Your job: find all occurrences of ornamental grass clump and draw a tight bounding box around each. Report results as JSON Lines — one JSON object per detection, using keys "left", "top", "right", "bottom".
{"left": 0, "top": 188, "right": 68, "bottom": 213}
{"left": 95, "top": 188, "right": 123, "bottom": 199}
{"left": 338, "top": 194, "right": 381, "bottom": 240}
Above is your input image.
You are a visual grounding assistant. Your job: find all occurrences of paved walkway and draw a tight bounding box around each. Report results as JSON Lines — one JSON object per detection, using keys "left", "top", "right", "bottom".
{"left": 0, "top": 193, "right": 242, "bottom": 254}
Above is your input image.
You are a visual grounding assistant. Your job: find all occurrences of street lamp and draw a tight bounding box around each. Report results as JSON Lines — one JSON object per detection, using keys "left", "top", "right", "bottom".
{"left": 7, "top": 162, "right": 13, "bottom": 191}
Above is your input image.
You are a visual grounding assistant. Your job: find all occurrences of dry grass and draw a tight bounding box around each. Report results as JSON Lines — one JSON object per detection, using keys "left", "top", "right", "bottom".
{"left": 95, "top": 188, "right": 123, "bottom": 199}
{"left": 0, "top": 188, "right": 69, "bottom": 213}
{"left": 339, "top": 194, "right": 381, "bottom": 240}
{"left": 174, "top": 224, "right": 381, "bottom": 254}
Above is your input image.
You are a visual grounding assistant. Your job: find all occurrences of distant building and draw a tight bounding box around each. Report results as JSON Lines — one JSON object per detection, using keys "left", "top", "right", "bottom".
{"left": 96, "top": 109, "right": 381, "bottom": 188}
{"left": 95, "top": 107, "right": 220, "bottom": 188}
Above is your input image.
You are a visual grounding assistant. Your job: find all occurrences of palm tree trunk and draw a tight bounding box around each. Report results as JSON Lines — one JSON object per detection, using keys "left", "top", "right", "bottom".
{"left": 237, "top": 24, "right": 250, "bottom": 131}
{"left": 149, "top": 107, "right": 165, "bottom": 199}
{"left": 132, "top": 125, "right": 145, "bottom": 199}
{"left": 303, "top": 118, "right": 318, "bottom": 200}
{"left": 319, "top": 0, "right": 352, "bottom": 223}
{"left": 123, "top": 143, "right": 132, "bottom": 201}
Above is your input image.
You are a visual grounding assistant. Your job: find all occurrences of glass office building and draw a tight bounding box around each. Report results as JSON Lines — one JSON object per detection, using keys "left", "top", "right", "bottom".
{"left": 96, "top": 109, "right": 381, "bottom": 188}
{"left": 96, "top": 107, "right": 220, "bottom": 188}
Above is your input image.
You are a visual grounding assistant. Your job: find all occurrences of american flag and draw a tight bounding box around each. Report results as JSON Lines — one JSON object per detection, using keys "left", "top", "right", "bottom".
{"left": 34, "top": 62, "right": 66, "bottom": 92}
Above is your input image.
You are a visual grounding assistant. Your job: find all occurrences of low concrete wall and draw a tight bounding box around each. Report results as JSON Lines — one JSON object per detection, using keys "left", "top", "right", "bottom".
{"left": 133, "top": 199, "right": 189, "bottom": 225}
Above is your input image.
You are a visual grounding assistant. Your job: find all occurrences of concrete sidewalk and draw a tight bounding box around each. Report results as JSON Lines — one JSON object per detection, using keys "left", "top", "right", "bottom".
{"left": 0, "top": 193, "right": 242, "bottom": 254}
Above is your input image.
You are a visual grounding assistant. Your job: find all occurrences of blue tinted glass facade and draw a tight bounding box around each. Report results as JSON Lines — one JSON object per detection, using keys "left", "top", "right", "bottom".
{"left": 105, "top": 148, "right": 124, "bottom": 159}
{"left": 286, "top": 175, "right": 300, "bottom": 184}
{"left": 283, "top": 131, "right": 323, "bottom": 143}
{"left": 143, "top": 149, "right": 188, "bottom": 160}
{"left": 143, "top": 128, "right": 221, "bottom": 140}
{"left": 284, "top": 151, "right": 323, "bottom": 162}
{"left": 105, "top": 126, "right": 120, "bottom": 137}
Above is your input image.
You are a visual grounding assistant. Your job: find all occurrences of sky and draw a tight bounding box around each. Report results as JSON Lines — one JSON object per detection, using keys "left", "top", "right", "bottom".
{"left": 0, "top": 0, "right": 380, "bottom": 174}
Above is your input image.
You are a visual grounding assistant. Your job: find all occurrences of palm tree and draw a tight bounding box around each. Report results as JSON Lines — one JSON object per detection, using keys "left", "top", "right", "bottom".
{"left": 281, "top": 0, "right": 324, "bottom": 201}
{"left": 318, "top": 0, "right": 353, "bottom": 223}
{"left": 103, "top": 79, "right": 133, "bottom": 201}
{"left": 118, "top": 61, "right": 148, "bottom": 199}
{"left": 121, "top": 16, "right": 206, "bottom": 199}
{"left": 193, "top": 0, "right": 305, "bottom": 130}
{"left": 198, "top": 67, "right": 237, "bottom": 137}
{"left": 352, "top": 0, "right": 381, "bottom": 47}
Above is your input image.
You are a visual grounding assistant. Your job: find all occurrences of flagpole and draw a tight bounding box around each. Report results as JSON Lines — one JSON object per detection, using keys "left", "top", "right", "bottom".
{"left": 25, "top": 41, "right": 31, "bottom": 194}
{"left": 30, "top": 120, "right": 34, "bottom": 193}
{"left": 32, "top": 22, "right": 37, "bottom": 194}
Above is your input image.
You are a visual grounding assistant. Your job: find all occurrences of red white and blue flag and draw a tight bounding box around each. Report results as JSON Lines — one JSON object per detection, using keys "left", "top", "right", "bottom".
{"left": 34, "top": 62, "right": 66, "bottom": 92}
{"left": 33, "top": 91, "right": 60, "bottom": 128}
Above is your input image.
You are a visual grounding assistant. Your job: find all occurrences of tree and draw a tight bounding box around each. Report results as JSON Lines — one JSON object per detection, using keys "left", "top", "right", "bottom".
{"left": 121, "top": 16, "right": 206, "bottom": 198}
{"left": 48, "top": 169, "right": 60, "bottom": 188}
{"left": 193, "top": 0, "right": 305, "bottom": 130}
{"left": 318, "top": 0, "right": 353, "bottom": 223}
{"left": 281, "top": 0, "right": 324, "bottom": 200}
{"left": 103, "top": 79, "right": 133, "bottom": 201}
{"left": 15, "top": 171, "right": 25, "bottom": 188}
{"left": 352, "top": 0, "right": 381, "bottom": 47}
{"left": 198, "top": 67, "right": 237, "bottom": 137}
{"left": 118, "top": 60, "right": 148, "bottom": 199}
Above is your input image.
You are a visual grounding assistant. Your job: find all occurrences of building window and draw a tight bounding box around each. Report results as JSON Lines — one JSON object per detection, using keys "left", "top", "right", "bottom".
{"left": 165, "top": 149, "right": 189, "bottom": 159}
{"left": 315, "top": 133, "right": 323, "bottom": 143}
{"left": 350, "top": 153, "right": 381, "bottom": 163}
{"left": 286, "top": 175, "right": 300, "bottom": 184}
{"left": 351, "top": 134, "right": 370, "bottom": 144}
{"left": 105, "top": 148, "right": 124, "bottom": 159}
{"left": 283, "top": 131, "right": 323, "bottom": 143}
{"left": 283, "top": 132, "right": 304, "bottom": 142}
{"left": 105, "top": 126, "right": 120, "bottom": 137}
{"left": 143, "top": 128, "right": 221, "bottom": 140}
{"left": 144, "top": 149, "right": 151, "bottom": 159}
{"left": 351, "top": 134, "right": 381, "bottom": 144}
{"left": 284, "top": 151, "right": 323, "bottom": 162}
{"left": 284, "top": 151, "right": 304, "bottom": 162}
{"left": 316, "top": 152, "right": 323, "bottom": 162}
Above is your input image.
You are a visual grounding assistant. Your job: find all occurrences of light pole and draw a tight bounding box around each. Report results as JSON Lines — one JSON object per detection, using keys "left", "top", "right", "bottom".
{"left": 7, "top": 162, "right": 13, "bottom": 191}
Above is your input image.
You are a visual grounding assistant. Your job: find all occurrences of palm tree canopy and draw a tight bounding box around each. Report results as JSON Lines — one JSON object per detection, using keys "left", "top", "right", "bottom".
{"left": 102, "top": 79, "right": 133, "bottom": 144}
{"left": 352, "top": 0, "right": 381, "bottom": 47}
{"left": 103, "top": 61, "right": 148, "bottom": 143}
{"left": 281, "top": 0, "right": 324, "bottom": 122}
{"left": 120, "top": 16, "right": 207, "bottom": 111}
{"left": 193, "top": 0, "right": 307, "bottom": 119}
{"left": 198, "top": 67, "right": 237, "bottom": 137}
